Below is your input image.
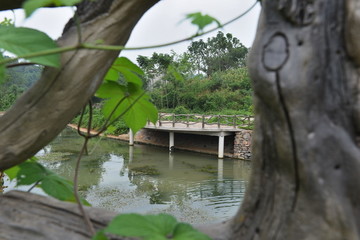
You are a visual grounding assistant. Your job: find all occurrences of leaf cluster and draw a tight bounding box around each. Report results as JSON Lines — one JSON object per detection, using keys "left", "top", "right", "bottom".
{"left": 0, "top": 25, "right": 60, "bottom": 85}
{"left": 93, "top": 213, "right": 211, "bottom": 240}
{"left": 185, "top": 12, "right": 222, "bottom": 34}
{"left": 4, "top": 157, "right": 90, "bottom": 205}
{"left": 95, "top": 57, "right": 158, "bottom": 134}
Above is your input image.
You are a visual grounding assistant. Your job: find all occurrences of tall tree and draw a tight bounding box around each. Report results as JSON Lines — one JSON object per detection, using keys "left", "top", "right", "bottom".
{"left": 137, "top": 52, "right": 174, "bottom": 88}
{"left": 188, "top": 31, "right": 248, "bottom": 75}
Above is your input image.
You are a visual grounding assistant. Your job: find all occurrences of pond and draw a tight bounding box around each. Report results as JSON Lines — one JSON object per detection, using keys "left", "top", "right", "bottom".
{"left": 5, "top": 127, "right": 251, "bottom": 224}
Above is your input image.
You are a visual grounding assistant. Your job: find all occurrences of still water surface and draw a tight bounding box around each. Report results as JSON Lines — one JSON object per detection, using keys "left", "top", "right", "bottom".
{"left": 7, "top": 128, "right": 251, "bottom": 224}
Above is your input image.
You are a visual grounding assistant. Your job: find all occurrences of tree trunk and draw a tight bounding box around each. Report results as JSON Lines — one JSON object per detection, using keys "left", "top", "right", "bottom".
{"left": 227, "top": 0, "right": 360, "bottom": 239}
{"left": 1, "top": 0, "right": 360, "bottom": 239}
{"left": 0, "top": 0, "right": 159, "bottom": 171}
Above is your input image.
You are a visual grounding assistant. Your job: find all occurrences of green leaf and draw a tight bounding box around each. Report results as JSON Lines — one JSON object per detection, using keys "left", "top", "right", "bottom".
{"left": 22, "top": 0, "right": 53, "bottom": 17}
{"left": 8, "top": 159, "right": 90, "bottom": 205}
{"left": 103, "top": 91, "right": 158, "bottom": 134}
{"left": 0, "top": 26, "right": 60, "bottom": 67}
{"left": 105, "top": 214, "right": 157, "bottom": 237}
{"left": 104, "top": 68, "right": 119, "bottom": 82}
{"left": 173, "top": 223, "right": 211, "bottom": 240}
{"left": 41, "top": 174, "right": 72, "bottom": 197}
{"left": 103, "top": 57, "right": 144, "bottom": 85}
{"left": 185, "top": 12, "right": 221, "bottom": 32}
{"left": 105, "top": 214, "right": 176, "bottom": 239}
{"left": 95, "top": 81, "right": 126, "bottom": 99}
{"left": 121, "top": 95, "right": 158, "bottom": 134}
{"left": 127, "top": 82, "right": 143, "bottom": 95}
{"left": 4, "top": 156, "right": 38, "bottom": 181}
{"left": 112, "top": 57, "right": 144, "bottom": 76}
{"left": 117, "top": 67, "right": 143, "bottom": 86}
{"left": 22, "top": 0, "right": 83, "bottom": 17}
{"left": 4, "top": 165, "right": 20, "bottom": 181}
{"left": 41, "top": 174, "right": 90, "bottom": 206}
{"left": 92, "top": 230, "right": 109, "bottom": 240}
{"left": 16, "top": 162, "right": 48, "bottom": 186}
{"left": 144, "top": 214, "right": 178, "bottom": 236}
{"left": 99, "top": 56, "right": 157, "bottom": 134}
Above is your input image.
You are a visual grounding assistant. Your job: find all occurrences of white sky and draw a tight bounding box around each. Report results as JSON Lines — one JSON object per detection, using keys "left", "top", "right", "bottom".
{"left": 0, "top": 0, "right": 261, "bottom": 62}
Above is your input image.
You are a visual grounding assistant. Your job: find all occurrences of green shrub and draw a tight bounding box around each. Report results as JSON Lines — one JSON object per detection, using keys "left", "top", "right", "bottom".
{"left": 173, "top": 105, "right": 190, "bottom": 114}
{"left": 71, "top": 105, "right": 128, "bottom": 135}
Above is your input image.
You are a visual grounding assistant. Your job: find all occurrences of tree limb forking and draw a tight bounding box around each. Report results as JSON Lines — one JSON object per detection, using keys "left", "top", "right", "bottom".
{"left": 0, "top": 0, "right": 159, "bottom": 171}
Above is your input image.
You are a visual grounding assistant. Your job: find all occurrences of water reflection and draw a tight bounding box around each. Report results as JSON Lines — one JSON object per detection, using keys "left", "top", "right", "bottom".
{"left": 218, "top": 159, "right": 223, "bottom": 180}
{"left": 129, "top": 146, "right": 133, "bottom": 163}
{"left": 6, "top": 128, "right": 252, "bottom": 224}
{"left": 169, "top": 153, "right": 174, "bottom": 170}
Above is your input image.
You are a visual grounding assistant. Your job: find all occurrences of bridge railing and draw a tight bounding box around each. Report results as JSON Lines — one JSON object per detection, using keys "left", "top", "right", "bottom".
{"left": 149, "top": 113, "right": 254, "bottom": 130}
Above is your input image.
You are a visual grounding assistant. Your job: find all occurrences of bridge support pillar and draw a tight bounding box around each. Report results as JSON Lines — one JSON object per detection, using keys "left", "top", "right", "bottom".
{"left": 129, "top": 129, "right": 134, "bottom": 146}
{"left": 169, "top": 132, "right": 174, "bottom": 151}
{"left": 218, "top": 133, "right": 225, "bottom": 158}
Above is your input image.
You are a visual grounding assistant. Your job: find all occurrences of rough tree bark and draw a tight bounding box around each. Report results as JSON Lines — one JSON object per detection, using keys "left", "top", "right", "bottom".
{"left": 228, "top": 0, "right": 360, "bottom": 239}
{"left": 1, "top": 0, "right": 360, "bottom": 239}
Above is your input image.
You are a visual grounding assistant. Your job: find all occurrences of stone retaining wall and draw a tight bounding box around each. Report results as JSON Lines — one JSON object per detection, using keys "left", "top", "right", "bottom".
{"left": 233, "top": 130, "right": 252, "bottom": 160}
{"left": 135, "top": 129, "right": 253, "bottom": 160}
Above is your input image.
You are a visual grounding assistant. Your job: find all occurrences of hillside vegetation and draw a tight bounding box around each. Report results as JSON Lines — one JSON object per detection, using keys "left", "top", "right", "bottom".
{"left": 1, "top": 31, "right": 253, "bottom": 134}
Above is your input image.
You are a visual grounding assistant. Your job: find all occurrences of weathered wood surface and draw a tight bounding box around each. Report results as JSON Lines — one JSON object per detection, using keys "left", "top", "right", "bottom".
{"left": 230, "top": 0, "right": 360, "bottom": 239}
{"left": 0, "top": 190, "right": 230, "bottom": 240}
{"left": 0, "top": 191, "right": 117, "bottom": 240}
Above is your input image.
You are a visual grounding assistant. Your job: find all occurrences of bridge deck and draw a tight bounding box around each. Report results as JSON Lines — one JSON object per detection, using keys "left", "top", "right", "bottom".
{"left": 141, "top": 114, "right": 253, "bottom": 158}
{"left": 144, "top": 122, "right": 241, "bottom": 136}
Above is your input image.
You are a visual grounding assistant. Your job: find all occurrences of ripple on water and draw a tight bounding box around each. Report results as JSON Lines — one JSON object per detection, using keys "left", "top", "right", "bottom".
{"left": 6, "top": 128, "right": 252, "bottom": 225}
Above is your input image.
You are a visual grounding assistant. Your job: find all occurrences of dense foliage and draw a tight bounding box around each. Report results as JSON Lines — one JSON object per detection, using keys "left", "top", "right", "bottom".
{"left": 0, "top": 31, "right": 253, "bottom": 127}
{"left": 149, "top": 67, "right": 252, "bottom": 114}
{"left": 188, "top": 31, "right": 248, "bottom": 75}
{"left": 0, "top": 62, "right": 42, "bottom": 110}
{"left": 137, "top": 31, "right": 253, "bottom": 115}
{"left": 72, "top": 105, "right": 129, "bottom": 135}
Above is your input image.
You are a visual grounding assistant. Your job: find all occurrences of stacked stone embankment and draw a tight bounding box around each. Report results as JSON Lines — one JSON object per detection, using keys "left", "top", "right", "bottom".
{"left": 233, "top": 130, "right": 252, "bottom": 160}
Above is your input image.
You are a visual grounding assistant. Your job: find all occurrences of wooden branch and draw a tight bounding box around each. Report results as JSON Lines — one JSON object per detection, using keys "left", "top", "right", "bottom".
{"left": 0, "top": 190, "right": 227, "bottom": 240}
{"left": 0, "top": 0, "right": 159, "bottom": 171}
{"left": 0, "top": 191, "right": 117, "bottom": 240}
{"left": 0, "top": 0, "right": 25, "bottom": 11}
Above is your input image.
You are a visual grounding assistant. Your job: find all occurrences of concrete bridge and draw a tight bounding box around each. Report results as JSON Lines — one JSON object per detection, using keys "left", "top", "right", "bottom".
{"left": 130, "top": 113, "right": 254, "bottom": 159}
{"left": 0, "top": 111, "right": 253, "bottom": 159}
